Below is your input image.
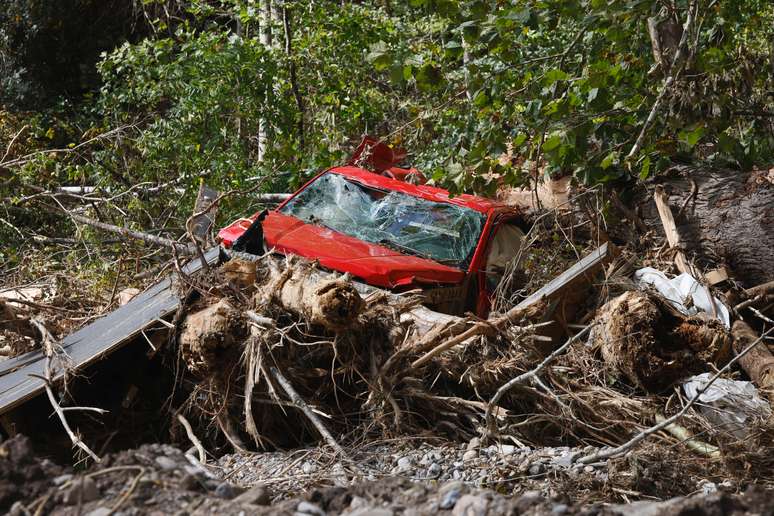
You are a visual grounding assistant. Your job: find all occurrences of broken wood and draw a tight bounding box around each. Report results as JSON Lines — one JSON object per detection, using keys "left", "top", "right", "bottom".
{"left": 177, "top": 413, "right": 207, "bottom": 464}
{"left": 269, "top": 366, "right": 348, "bottom": 458}
{"left": 179, "top": 299, "right": 249, "bottom": 377}
{"left": 593, "top": 290, "right": 731, "bottom": 392}
{"left": 260, "top": 258, "right": 364, "bottom": 331}
{"left": 0, "top": 247, "right": 220, "bottom": 416}
{"left": 411, "top": 242, "right": 612, "bottom": 369}
{"left": 653, "top": 185, "right": 693, "bottom": 275}
{"left": 577, "top": 326, "right": 774, "bottom": 465}
{"left": 56, "top": 208, "right": 194, "bottom": 255}
{"left": 732, "top": 320, "right": 774, "bottom": 391}
{"left": 29, "top": 318, "right": 101, "bottom": 463}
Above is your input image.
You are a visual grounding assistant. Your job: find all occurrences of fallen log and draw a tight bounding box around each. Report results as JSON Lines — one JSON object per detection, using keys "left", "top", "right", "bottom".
{"left": 732, "top": 320, "right": 774, "bottom": 391}
{"left": 638, "top": 166, "right": 774, "bottom": 287}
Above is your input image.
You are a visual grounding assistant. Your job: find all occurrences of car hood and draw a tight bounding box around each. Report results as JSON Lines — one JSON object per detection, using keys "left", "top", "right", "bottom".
{"left": 262, "top": 212, "right": 465, "bottom": 288}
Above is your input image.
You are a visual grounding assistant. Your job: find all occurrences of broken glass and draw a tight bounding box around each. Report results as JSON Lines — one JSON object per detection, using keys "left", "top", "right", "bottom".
{"left": 280, "top": 172, "right": 485, "bottom": 269}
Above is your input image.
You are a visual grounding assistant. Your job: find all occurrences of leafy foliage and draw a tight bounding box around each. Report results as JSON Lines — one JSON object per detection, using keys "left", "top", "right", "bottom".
{"left": 1, "top": 0, "right": 773, "bottom": 250}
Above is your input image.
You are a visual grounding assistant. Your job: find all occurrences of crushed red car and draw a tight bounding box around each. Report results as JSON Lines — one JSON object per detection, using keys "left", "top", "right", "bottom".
{"left": 218, "top": 137, "right": 524, "bottom": 317}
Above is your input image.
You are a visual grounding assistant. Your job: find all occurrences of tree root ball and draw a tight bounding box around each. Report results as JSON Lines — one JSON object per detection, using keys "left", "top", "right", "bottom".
{"left": 592, "top": 290, "right": 731, "bottom": 392}
{"left": 179, "top": 299, "right": 248, "bottom": 376}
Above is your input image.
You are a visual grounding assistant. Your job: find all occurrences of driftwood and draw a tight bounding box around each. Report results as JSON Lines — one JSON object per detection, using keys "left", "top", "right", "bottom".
{"left": 639, "top": 166, "right": 774, "bottom": 288}
{"left": 732, "top": 320, "right": 774, "bottom": 391}
{"left": 577, "top": 326, "right": 774, "bottom": 465}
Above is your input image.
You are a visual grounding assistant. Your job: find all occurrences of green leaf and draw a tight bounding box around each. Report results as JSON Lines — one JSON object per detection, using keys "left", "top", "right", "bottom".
{"left": 638, "top": 156, "right": 651, "bottom": 180}
{"left": 542, "top": 133, "right": 563, "bottom": 152}
{"left": 544, "top": 69, "right": 568, "bottom": 86}
{"left": 600, "top": 151, "right": 618, "bottom": 169}
{"left": 366, "top": 41, "right": 392, "bottom": 71}
{"left": 679, "top": 125, "right": 705, "bottom": 148}
{"left": 513, "top": 133, "right": 527, "bottom": 148}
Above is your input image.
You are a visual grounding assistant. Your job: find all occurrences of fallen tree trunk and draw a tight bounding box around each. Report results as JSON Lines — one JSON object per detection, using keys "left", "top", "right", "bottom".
{"left": 638, "top": 166, "right": 774, "bottom": 287}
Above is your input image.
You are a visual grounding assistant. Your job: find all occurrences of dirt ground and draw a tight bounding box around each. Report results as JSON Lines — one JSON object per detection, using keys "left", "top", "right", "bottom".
{"left": 4, "top": 435, "right": 773, "bottom": 515}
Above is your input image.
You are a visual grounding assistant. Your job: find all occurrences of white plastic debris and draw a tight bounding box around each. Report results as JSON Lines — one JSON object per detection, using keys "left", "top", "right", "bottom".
{"left": 634, "top": 267, "right": 730, "bottom": 328}
{"left": 683, "top": 373, "right": 772, "bottom": 438}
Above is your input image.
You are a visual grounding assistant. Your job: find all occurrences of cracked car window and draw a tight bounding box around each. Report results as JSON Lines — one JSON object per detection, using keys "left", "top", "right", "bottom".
{"left": 280, "top": 173, "right": 485, "bottom": 269}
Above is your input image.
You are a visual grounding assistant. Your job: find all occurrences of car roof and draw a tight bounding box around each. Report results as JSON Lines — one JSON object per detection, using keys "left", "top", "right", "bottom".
{"left": 327, "top": 166, "right": 514, "bottom": 216}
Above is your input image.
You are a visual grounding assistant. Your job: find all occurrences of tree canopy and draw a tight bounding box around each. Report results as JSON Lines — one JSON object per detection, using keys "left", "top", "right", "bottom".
{"left": 2, "top": 0, "right": 773, "bottom": 254}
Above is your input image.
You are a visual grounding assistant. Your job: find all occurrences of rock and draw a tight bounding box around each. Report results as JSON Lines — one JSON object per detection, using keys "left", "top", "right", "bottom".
{"left": 553, "top": 451, "right": 579, "bottom": 468}
{"left": 551, "top": 503, "right": 569, "bottom": 515}
{"left": 234, "top": 484, "right": 271, "bottom": 506}
{"left": 528, "top": 463, "right": 544, "bottom": 476}
{"left": 462, "top": 450, "right": 477, "bottom": 462}
{"left": 515, "top": 490, "right": 543, "bottom": 512}
{"left": 85, "top": 508, "right": 112, "bottom": 516}
{"left": 466, "top": 437, "right": 480, "bottom": 451}
{"left": 179, "top": 473, "right": 203, "bottom": 491}
{"left": 499, "top": 445, "right": 516, "bottom": 455}
{"left": 154, "top": 456, "right": 179, "bottom": 471}
{"left": 347, "top": 508, "right": 394, "bottom": 516}
{"left": 214, "top": 481, "right": 243, "bottom": 499}
{"left": 427, "top": 462, "right": 442, "bottom": 478}
{"left": 439, "top": 488, "right": 461, "bottom": 510}
{"left": 396, "top": 456, "right": 412, "bottom": 472}
{"left": 63, "top": 477, "right": 99, "bottom": 505}
{"left": 452, "top": 494, "right": 489, "bottom": 516}
{"left": 297, "top": 501, "right": 326, "bottom": 516}
{"left": 583, "top": 466, "right": 595, "bottom": 473}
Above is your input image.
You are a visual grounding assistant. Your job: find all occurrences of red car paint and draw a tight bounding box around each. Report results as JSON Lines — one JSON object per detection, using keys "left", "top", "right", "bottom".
{"left": 218, "top": 145, "right": 519, "bottom": 316}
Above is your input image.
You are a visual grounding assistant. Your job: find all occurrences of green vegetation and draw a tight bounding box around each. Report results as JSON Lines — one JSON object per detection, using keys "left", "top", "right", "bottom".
{"left": 2, "top": 0, "right": 773, "bottom": 265}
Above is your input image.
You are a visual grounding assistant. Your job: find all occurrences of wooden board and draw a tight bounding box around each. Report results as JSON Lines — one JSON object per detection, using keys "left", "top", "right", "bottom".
{"left": 0, "top": 248, "right": 221, "bottom": 416}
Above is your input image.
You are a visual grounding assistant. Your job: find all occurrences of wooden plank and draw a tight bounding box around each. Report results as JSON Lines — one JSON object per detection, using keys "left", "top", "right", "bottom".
{"left": 0, "top": 248, "right": 221, "bottom": 416}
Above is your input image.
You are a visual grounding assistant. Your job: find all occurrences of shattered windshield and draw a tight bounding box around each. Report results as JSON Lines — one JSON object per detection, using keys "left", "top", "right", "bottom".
{"left": 280, "top": 173, "right": 485, "bottom": 269}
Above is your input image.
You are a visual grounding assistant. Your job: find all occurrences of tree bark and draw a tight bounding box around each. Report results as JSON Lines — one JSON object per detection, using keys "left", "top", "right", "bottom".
{"left": 637, "top": 166, "right": 774, "bottom": 287}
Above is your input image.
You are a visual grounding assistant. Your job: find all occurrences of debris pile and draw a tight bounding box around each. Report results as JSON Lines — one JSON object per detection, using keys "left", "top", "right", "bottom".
{"left": 1, "top": 182, "right": 774, "bottom": 513}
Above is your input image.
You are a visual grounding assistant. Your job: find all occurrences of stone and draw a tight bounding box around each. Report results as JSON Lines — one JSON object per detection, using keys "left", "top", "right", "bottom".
{"left": 499, "top": 445, "right": 516, "bottom": 455}
{"left": 396, "top": 456, "right": 412, "bottom": 472}
{"left": 428, "top": 463, "right": 441, "bottom": 478}
{"left": 462, "top": 450, "right": 477, "bottom": 462}
{"left": 452, "top": 494, "right": 489, "bottom": 516}
{"left": 553, "top": 451, "right": 580, "bottom": 469}
{"left": 214, "top": 481, "right": 244, "bottom": 499}
{"left": 179, "top": 473, "right": 203, "bottom": 491}
{"left": 439, "top": 488, "right": 461, "bottom": 510}
{"left": 234, "top": 484, "right": 271, "bottom": 506}
{"left": 551, "top": 504, "right": 570, "bottom": 515}
{"left": 347, "top": 508, "right": 394, "bottom": 516}
{"left": 63, "top": 477, "right": 99, "bottom": 505}
{"left": 515, "top": 490, "right": 543, "bottom": 512}
{"left": 297, "top": 501, "right": 326, "bottom": 516}
{"left": 154, "top": 456, "right": 179, "bottom": 471}
{"left": 528, "top": 463, "right": 544, "bottom": 475}
{"left": 85, "top": 508, "right": 112, "bottom": 516}
{"left": 466, "top": 437, "right": 480, "bottom": 451}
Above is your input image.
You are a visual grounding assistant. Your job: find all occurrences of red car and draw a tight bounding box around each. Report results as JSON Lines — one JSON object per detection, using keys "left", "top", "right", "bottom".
{"left": 218, "top": 138, "right": 524, "bottom": 317}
